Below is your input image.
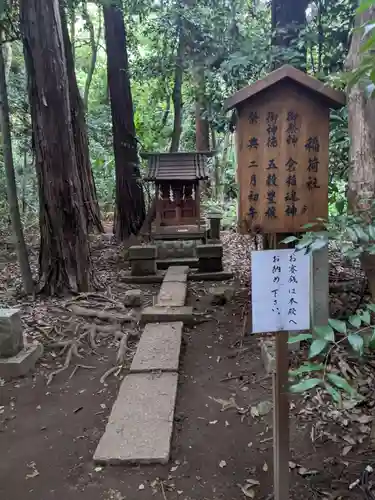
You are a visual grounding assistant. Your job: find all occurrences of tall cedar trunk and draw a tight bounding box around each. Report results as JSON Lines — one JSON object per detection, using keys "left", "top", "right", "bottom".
{"left": 0, "top": 29, "right": 34, "bottom": 293}
{"left": 82, "top": 1, "right": 101, "bottom": 110}
{"left": 60, "top": 5, "right": 103, "bottom": 233}
{"left": 271, "top": 0, "right": 309, "bottom": 70}
{"left": 346, "top": 5, "right": 375, "bottom": 300}
{"left": 20, "top": 0, "right": 91, "bottom": 294}
{"left": 170, "top": 23, "right": 184, "bottom": 152}
{"left": 103, "top": 3, "right": 145, "bottom": 240}
{"left": 195, "top": 69, "right": 209, "bottom": 151}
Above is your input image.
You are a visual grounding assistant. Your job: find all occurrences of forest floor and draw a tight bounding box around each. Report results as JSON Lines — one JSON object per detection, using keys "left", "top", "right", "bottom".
{"left": 0, "top": 230, "right": 374, "bottom": 500}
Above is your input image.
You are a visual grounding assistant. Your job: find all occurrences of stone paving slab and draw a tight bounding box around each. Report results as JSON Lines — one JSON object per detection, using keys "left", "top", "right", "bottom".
{"left": 130, "top": 322, "right": 183, "bottom": 373}
{"left": 94, "top": 372, "right": 178, "bottom": 464}
{"left": 141, "top": 306, "right": 193, "bottom": 325}
{"left": 157, "top": 281, "right": 187, "bottom": 307}
{"left": 163, "top": 265, "right": 189, "bottom": 283}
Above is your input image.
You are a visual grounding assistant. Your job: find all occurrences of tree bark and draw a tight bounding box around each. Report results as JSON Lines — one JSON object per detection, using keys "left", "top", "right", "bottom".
{"left": 20, "top": 0, "right": 91, "bottom": 294}
{"left": 346, "top": 5, "right": 375, "bottom": 300}
{"left": 82, "top": 1, "right": 101, "bottom": 110}
{"left": 60, "top": 4, "right": 103, "bottom": 233}
{"left": 0, "top": 29, "right": 34, "bottom": 294}
{"left": 195, "top": 69, "right": 209, "bottom": 152}
{"left": 271, "top": 0, "right": 309, "bottom": 70}
{"left": 103, "top": 3, "right": 145, "bottom": 240}
{"left": 170, "top": 22, "right": 184, "bottom": 152}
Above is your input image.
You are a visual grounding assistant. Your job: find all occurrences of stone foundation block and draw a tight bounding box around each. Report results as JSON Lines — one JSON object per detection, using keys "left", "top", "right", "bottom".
{"left": 0, "top": 308, "right": 23, "bottom": 358}
{"left": 0, "top": 342, "right": 43, "bottom": 380}
{"left": 128, "top": 245, "right": 157, "bottom": 261}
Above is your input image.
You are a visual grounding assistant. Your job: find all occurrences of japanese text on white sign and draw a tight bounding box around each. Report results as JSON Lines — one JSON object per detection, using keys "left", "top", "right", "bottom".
{"left": 251, "top": 249, "right": 310, "bottom": 333}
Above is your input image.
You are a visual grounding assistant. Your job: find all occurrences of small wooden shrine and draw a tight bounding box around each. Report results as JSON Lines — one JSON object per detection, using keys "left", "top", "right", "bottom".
{"left": 142, "top": 152, "right": 211, "bottom": 231}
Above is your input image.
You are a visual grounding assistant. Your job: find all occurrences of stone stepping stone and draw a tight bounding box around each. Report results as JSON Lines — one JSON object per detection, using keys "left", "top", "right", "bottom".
{"left": 130, "top": 322, "right": 183, "bottom": 373}
{"left": 94, "top": 372, "right": 178, "bottom": 464}
{"left": 157, "top": 281, "right": 187, "bottom": 307}
{"left": 141, "top": 306, "right": 193, "bottom": 325}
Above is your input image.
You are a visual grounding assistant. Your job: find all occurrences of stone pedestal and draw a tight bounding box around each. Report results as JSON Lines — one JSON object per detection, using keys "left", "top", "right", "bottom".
{"left": 0, "top": 308, "right": 43, "bottom": 380}
{"left": 196, "top": 244, "right": 223, "bottom": 273}
{"left": 129, "top": 245, "right": 157, "bottom": 276}
{"left": 207, "top": 214, "right": 222, "bottom": 241}
{"left": 0, "top": 308, "right": 23, "bottom": 358}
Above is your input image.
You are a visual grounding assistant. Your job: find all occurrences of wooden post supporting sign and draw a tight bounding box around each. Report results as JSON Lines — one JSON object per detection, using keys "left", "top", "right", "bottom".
{"left": 225, "top": 65, "right": 346, "bottom": 500}
{"left": 251, "top": 248, "right": 311, "bottom": 499}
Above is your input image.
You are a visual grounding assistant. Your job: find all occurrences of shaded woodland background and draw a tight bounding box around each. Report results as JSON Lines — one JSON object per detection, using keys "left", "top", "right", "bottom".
{"left": 0, "top": 0, "right": 374, "bottom": 296}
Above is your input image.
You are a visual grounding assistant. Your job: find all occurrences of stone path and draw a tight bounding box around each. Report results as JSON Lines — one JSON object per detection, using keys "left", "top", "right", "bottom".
{"left": 93, "top": 266, "right": 189, "bottom": 465}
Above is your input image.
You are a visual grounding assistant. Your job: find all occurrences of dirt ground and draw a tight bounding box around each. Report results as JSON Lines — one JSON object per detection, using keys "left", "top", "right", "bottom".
{"left": 0, "top": 235, "right": 372, "bottom": 500}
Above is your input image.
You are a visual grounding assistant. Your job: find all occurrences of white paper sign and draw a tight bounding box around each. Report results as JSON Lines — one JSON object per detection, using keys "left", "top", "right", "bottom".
{"left": 251, "top": 249, "right": 310, "bottom": 333}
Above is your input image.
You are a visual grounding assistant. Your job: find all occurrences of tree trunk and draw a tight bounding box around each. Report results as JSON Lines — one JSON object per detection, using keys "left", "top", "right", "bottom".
{"left": 0, "top": 29, "right": 34, "bottom": 294}
{"left": 60, "top": 5, "right": 103, "bottom": 233}
{"left": 195, "top": 69, "right": 209, "bottom": 152}
{"left": 271, "top": 0, "right": 309, "bottom": 70}
{"left": 346, "top": 5, "right": 375, "bottom": 300}
{"left": 82, "top": 1, "right": 101, "bottom": 110}
{"left": 170, "top": 23, "right": 184, "bottom": 152}
{"left": 20, "top": 0, "right": 92, "bottom": 294}
{"left": 103, "top": 3, "right": 145, "bottom": 240}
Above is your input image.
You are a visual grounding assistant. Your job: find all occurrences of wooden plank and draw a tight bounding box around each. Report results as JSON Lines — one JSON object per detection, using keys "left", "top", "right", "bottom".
{"left": 236, "top": 81, "right": 329, "bottom": 234}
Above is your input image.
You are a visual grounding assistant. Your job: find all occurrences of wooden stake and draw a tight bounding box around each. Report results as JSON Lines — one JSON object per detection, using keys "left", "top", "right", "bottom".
{"left": 273, "top": 332, "right": 290, "bottom": 500}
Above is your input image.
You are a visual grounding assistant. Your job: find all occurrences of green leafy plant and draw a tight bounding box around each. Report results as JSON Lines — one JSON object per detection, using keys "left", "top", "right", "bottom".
{"left": 288, "top": 307, "right": 375, "bottom": 404}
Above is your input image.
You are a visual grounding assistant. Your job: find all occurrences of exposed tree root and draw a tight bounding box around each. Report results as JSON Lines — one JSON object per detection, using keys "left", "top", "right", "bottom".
{"left": 68, "top": 363, "right": 95, "bottom": 380}
{"left": 46, "top": 340, "right": 80, "bottom": 386}
{"left": 100, "top": 365, "right": 124, "bottom": 386}
{"left": 68, "top": 304, "right": 135, "bottom": 323}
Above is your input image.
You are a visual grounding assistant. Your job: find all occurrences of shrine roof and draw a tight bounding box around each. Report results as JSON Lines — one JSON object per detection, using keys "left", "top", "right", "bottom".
{"left": 141, "top": 151, "right": 212, "bottom": 181}
{"left": 224, "top": 65, "right": 346, "bottom": 111}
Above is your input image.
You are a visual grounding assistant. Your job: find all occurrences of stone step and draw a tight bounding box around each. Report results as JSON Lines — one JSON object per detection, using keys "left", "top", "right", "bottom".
{"left": 130, "top": 322, "right": 183, "bottom": 373}
{"left": 94, "top": 372, "right": 178, "bottom": 464}
{"left": 157, "top": 281, "right": 187, "bottom": 307}
{"left": 141, "top": 306, "right": 193, "bottom": 325}
{"left": 156, "top": 258, "right": 199, "bottom": 270}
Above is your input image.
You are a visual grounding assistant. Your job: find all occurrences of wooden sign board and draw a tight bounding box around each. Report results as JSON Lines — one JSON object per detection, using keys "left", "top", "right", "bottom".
{"left": 251, "top": 249, "right": 310, "bottom": 333}
{"left": 225, "top": 65, "right": 345, "bottom": 234}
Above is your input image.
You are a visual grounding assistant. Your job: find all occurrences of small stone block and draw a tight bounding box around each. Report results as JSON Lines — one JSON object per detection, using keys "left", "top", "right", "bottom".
{"left": 209, "top": 286, "right": 234, "bottom": 305}
{"left": 157, "top": 282, "right": 187, "bottom": 307}
{"left": 128, "top": 245, "right": 157, "bottom": 260}
{"left": 131, "top": 322, "right": 183, "bottom": 373}
{"left": 131, "top": 259, "right": 157, "bottom": 277}
{"left": 260, "top": 339, "right": 276, "bottom": 374}
{"left": 94, "top": 372, "right": 178, "bottom": 464}
{"left": 196, "top": 244, "right": 223, "bottom": 259}
{"left": 141, "top": 306, "right": 193, "bottom": 325}
{"left": 0, "top": 308, "right": 23, "bottom": 358}
{"left": 0, "top": 342, "right": 43, "bottom": 380}
{"left": 124, "top": 289, "right": 142, "bottom": 308}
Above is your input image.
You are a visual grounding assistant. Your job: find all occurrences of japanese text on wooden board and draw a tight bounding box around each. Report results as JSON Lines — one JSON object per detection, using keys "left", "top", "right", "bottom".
{"left": 251, "top": 250, "right": 310, "bottom": 333}
{"left": 247, "top": 110, "right": 320, "bottom": 221}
